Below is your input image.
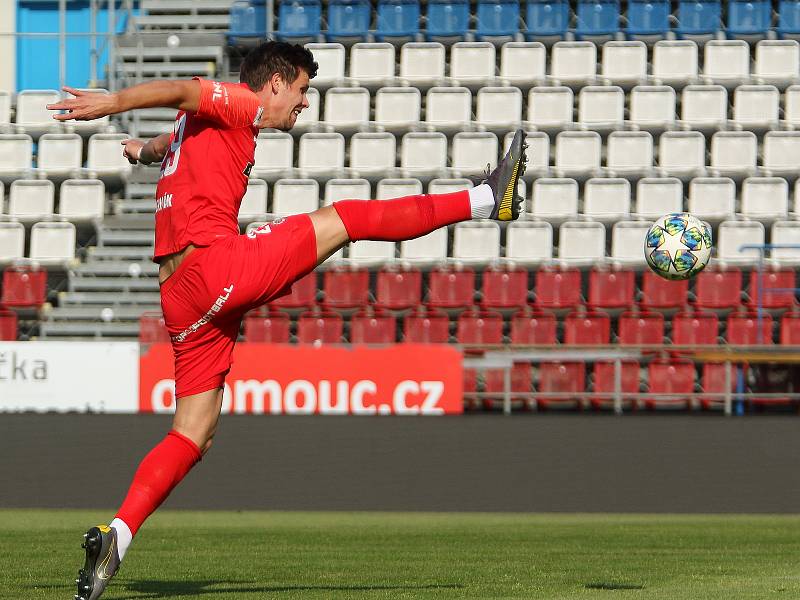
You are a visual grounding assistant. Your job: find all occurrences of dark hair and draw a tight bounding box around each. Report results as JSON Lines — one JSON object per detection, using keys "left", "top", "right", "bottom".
{"left": 240, "top": 41, "right": 318, "bottom": 91}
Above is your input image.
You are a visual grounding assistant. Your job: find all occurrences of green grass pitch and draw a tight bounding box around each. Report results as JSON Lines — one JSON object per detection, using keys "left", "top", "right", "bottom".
{"left": 1, "top": 510, "right": 799, "bottom": 599}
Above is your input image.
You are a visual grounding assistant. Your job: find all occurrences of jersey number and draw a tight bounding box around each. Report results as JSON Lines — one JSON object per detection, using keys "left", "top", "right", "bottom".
{"left": 161, "top": 113, "right": 187, "bottom": 178}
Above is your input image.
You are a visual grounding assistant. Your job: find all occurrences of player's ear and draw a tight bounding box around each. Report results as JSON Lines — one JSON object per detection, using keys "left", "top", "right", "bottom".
{"left": 269, "top": 72, "right": 284, "bottom": 95}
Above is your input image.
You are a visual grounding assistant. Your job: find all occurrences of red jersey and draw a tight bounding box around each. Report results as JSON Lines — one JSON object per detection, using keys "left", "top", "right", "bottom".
{"left": 153, "top": 78, "right": 263, "bottom": 261}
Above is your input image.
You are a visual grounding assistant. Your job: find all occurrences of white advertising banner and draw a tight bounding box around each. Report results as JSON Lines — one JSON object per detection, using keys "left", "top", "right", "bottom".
{"left": 0, "top": 342, "right": 139, "bottom": 413}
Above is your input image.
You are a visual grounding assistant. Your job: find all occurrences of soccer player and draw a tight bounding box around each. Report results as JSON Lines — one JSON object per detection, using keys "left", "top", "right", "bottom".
{"left": 49, "top": 41, "right": 527, "bottom": 600}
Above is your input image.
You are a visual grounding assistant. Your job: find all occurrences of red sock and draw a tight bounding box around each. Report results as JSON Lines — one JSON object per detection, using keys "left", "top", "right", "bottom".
{"left": 332, "top": 190, "right": 471, "bottom": 242}
{"left": 115, "top": 430, "right": 201, "bottom": 535}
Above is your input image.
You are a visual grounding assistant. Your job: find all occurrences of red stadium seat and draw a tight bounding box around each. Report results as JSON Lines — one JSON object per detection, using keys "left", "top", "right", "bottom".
{"left": 297, "top": 310, "right": 344, "bottom": 344}
{"left": 322, "top": 265, "right": 370, "bottom": 309}
{"left": 426, "top": 265, "right": 475, "bottom": 310}
{"left": 510, "top": 308, "right": 557, "bottom": 344}
{"left": 244, "top": 311, "right": 291, "bottom": 343}
{"left": 350, "top": 309, "right": 397, "bottom": 344}
{"left": 587, "top": 267, "right": 635, "bottom": 310}
{"left": 480, "top": 264, "right": 529, "bottom": 310}
{"left": 485, "top": 363, "right": 534, "bottom": 407}
{"left": 269, "top": 271, "right": 317, "bottom": 311}
{"left": 537, "top": 362, "right": 586, "bottom": 410}
{"left": 591, "top": 361, "right": 640, "bottom": 411}
{"left": 640, "top": 270, "right": 689, "bottom": 310}
{"left": 747, "top": 268, "right": 797, "bottom": 309}
{"left": 1, "top": 265, "right": 47, "bottom": 308}
{"left": 780, "top": 311, "right": 800, "bottom": 345}
{"left": 403, "top": 308, "right": 450, "bottom": 343}
{"left": 0, "top": 307, "right": 18, "bottom": 341}
{"left": 726, "top": 311, "right": 774, "bottom": 345}
{"left": 671, "top": 310, "right": 719, "bottom": 345}
{"left": 139, "top": 312, "right": 171, "bottom": 344}
{"left": 534, "top": 266, "right": 582, "bottom": 310}
{"left": 700, "top": 363, "right": 735, "bottom": 410}
{"left": 564, "top": 310, "right": 610, "bottom": 345}
{"left": 645, "top": 358, "right": 696, "bottom": 410}
{"left": 617, "top": 311, "right": 664, "bottom": 346}
{"left": 694, "top": 267, "right": 742, "bottom": 310}
{"left": 375, "top": 265, "right": 422, "bottom": 310}
{"left": 457, "top": 309, "right": 504, "bottom": 410}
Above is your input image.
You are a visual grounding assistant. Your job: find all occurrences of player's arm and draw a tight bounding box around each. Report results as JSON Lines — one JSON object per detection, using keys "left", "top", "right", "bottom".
{"left": 121, "top": 133, "right": 172, "bottom": 166}
{"left": 47, "top": 80, "right": 201, "bottom": 122}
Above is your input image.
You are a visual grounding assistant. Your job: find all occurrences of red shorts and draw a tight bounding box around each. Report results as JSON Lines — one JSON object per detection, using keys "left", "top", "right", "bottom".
{"left": 160, "top": 214, "right": 317, "bottom": 398}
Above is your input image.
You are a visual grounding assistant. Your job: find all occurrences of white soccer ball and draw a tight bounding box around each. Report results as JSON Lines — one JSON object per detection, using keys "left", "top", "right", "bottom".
{"left": 644, "top": 213, "right": 712, "bottom": 281}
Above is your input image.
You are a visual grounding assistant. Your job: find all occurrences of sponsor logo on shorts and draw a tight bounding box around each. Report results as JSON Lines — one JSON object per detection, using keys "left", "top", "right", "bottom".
{"left": 171, "top": 284, "right": 235, "bottom": 343}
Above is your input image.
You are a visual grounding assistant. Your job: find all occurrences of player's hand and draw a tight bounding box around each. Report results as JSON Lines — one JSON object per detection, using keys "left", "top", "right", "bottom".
{"left": 46, "top": 87, "right": 119, "bottom": 122}
{"left": 121, "top": 139, "right": 146, "bottom": 165}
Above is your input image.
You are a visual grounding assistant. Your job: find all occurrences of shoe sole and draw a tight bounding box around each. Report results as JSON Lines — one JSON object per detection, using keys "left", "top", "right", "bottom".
{"left": 76, "top": 527, "right": 102, "bottom": 600}
{"left": 497, "top": 130, "right": 527, "bottom": 221}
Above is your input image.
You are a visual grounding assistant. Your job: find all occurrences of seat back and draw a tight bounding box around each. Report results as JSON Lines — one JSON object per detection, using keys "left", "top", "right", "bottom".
{"left": 704, "top": 40, "right": 751, "bottom": 83}
{"left": 477, "top": 87, "right": 523, "bottom": 126}
{"left": 298, "top": 132, "right": 345, "bottom": 172}
{"left": 0, "top": 222, "right": 24, "bottom": 264}
{"left": 652, "top": 40, "right": 698, "bottom": 82}
{"left": 681, "top": 84, "right": 727, "bottom": 127}
{"left": 450, "top": 42, "right": 496, "bottom": 82}
{"left": 629, "top": 86, "right": 676, "bottom": 128}
{"left": 272, "top": 178, "right": 319, "bottom": 215}
{"left": 399, "top": 42, "right": 446, "bottom": 84}
{"left": 59, "top": 179, "right": 105, "bottom": 220}
{"left": 558, "top": 221, "right": 606, "bottom": 263}
{"left": 425, "top": 87, "right": 472, "bottom": 127}
{"left": 476, "top": 0, "right": 520, "bottom": 37}
{"left": 710, "top": 131, "right": 758, "bottom": 172}
{"left": 305, "top": 43, "right": 345, "bottom": 86}
{"left": 531, "top": 177, "right": 579, "bottom": 220}
{"left": 29, "top": 221, "right": 76, "bottom": 261}
{"left": 687, "top": 177, "right": 736, "bottom": 221}
{"left": 327, "top": 0, "right": 371, "bottom": 40}
{"left": 323, "top": 178, "right": 371, "bottom": 205}
{"left": 279, "top": 0, "right": 322, "bottom": 37}
{"left": 452, "top": 221, "right": 501, "bottom": 263}
{"left": 527, "top": 86, "right": 574, "bottom": 128}
{"left": 400, "top": 132, "right": 448, "bottom": 172}
{"left": 550, "top": 41, "right": 597, "bottom": 83}
{"left": 349, "top": 133, "right": 396, "bottom": 174}
{"left": 658, "top": 131, "right": 706, "bottom": 173}
{"left": 0, "top": 134, "right": 33, "bottom": 171}
{"left": 375, "top": 87, "right": 421, "bottom": 128}
{"left": 37, "top": 133, "right": 82, "bottom": 171}
{"left": 741, "top": 177, "right": 789, "bottom": 220}
{"left": 9, "top": 180, "right": 55, "bottom": 220}
{"left": 349, "top": 43, "right": 396, "bottom": 82}
{"left": 376, "top": 0, "right": 420, "bottom": 39}
{"left": 451, "top": 132, "right": 498, "bottom": 175}
{"left": 635, "top": 177, "right": 682, "bottom": 219}
{"left": 323, "top": 87, "right": 370, "bottom": 125}
{"left": 426, "top": 0, "right": 470, "bottom": 37}
{"left": 583, "top": 178, "right": 630, "bottom": 220}
{"left": 505, "top": 220, "right": 553, "bottom": 265}
{"left": 717, "top": 220, "right": 765, "bottom": 264}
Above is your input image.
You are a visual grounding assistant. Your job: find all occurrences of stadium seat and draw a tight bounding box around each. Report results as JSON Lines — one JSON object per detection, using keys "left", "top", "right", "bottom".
{"left": 400, "top": 132, "right": 448, "bottom": 180}
{"left": 476, "top": 87, "right": 523, "bottom": 134}
{"left": 710, "top": 131, "right": 758, "bottom": 181}
{"left": 399, "top": 42, "right": 446, "bottom": 90}
{"left": 680, "top": 85, "right": 728, "bottom": 133}
{"left": 457, "top": 308, "right": 503, "bottom": 345}
{"left": 293, "top": 87, "right": 320, "bottom": 133}
{"left": 676, "top": 0, "right": 721, "bottom": 39}
{"left": 229, "top": 0, "right": 267, "bottom": 43}
{"left": 526, "top": 86, "right": 574, "bottom": 133}
{"left": 695, "top": 267, "right": 743, "bottom": 309}
{"left": 0, "top": 222, "right": 24, "bottom": 264}
{"left": 717, "top": 220, "right": 766, "bottom": 264}
{"left": 618, "top": 310, "right": 664, "bottom": 345}
{"left": 672, "top": 310, "right": 720, "bottom": 345}
{"left": 277, "top": 0, "right": 322, "bottom": 42}
{"left": 450, "top": 132, "right": 498, "bottom": 178}
{"left": 550, "top": 42, "right": 597, "bottom": 87}
{"left": 578, "top": 86, "right": 625, "bottom": 133}
{"left": 0, "top": 91, "right": 10, "bottom": 132}
{"left": 322, "top": 265, "right": 370, "bottom": 309}
{"left": 35, "top": 133, "right": 82, "bottom": 181}
{"left": 427, "top": 265, "right": 475, "bottom": 309}
{"left": 374, "top": 87, "right": 421, "bottom": 134}
{"left": 297, "top": 310, "right": 344, "bottom": 344}
{"left": 652, "top": 40, "right": 699, "bottom": 88}
{"left": 452, "top": 221, "right": 501, "bottom": 265}
{"left": 244, "top": 310, "right": 292, "bottom": 343}
{"left": 525, "top": 0, "right": 570, "bottom": 42}
{"left": 375, "top": 0, "right": 420, "bottom": 42}
{"left": 322, "top": 87, "right": 370, "bottom": 135}
{"left": 582, "top": 178, "right": 630, "bottom": 223}
{"left": 591, "top": 360, "right": 640, "bottom": 411}
{"left": 601, "top": 41, "right": 647, "bottom": 89}
{"left": 269, "top": 271, "right": 317, "bottom": 311}
{"left": 14, "top": 90, "right": 61, "bottom": 139}
{"left": 450, "top": 43, "right": 497, "bottom": 90}
{"left": 741, "top": 177, "right": 789, "bottom": 223}
{"left": 780, "top": 310, "right": 800, "bottom": 343}
{"left": 645, "top": 358, "right": 696, "bottom": 410}
{"left": 762, "top": 131, "right": 800, "bottom": 180}
{"left": 305, "top": 43, "right": 345, "bottom": 89}
{"left": 0, "top": 133, "right": 34, "bottom": 183}
{"left": 237, "top": 180, "right": 269, "bottom": 223}
{"left": 377, "top": 177, "right": 423, "bottom": 199}
{"left": 426, "top": 0, "right": 470, "bottom": 41}
{"left": 687, "top": 177, "right": 736, "bottom": 222}
{"left": 634, "top": 177, "right": 683, "bottom": 220}
{"left": 476, "top": 0, "right": 520, "bottom": 40}
{"left": 733, "top": 85, "right": 780, "bottom": 132}
{"left": 628, "top": 85, "right": 676, "bottom": 133}
{"left": 1, "top": 264, "right": 47, "bottom": 308}
{"left": 755, "top": 40, "right": 800, "bottom": 88}
{"left": 554, "top": 131, "right": 601, "bottom": 180}
{"left": 9, "top": 180, "right": 55, "bottom": 223}
{"left": 575, "top": 0, "right": 620, "bottom": 41}
{"left": 510, "top": 307, "right": 557, "bottom": 344}
{"left": 537, "top": 361, "right": 586, "bottom": 410}
{"left": 428, "top": 178, "right": 471, "bottom": 195}
{"left": 402, "top": 307, "right": 450, "bottom": 342}
{"left": 347, "top": 133, "right": 396, "bottom": 181}
{"left": 253, "top": 132, "right": 294, "bottom": 181}
{"left": 425, "top": 87, "right": 472, "bottom": 134}
{"left": 272, "top": 179, "right": 319, "bottom": 217}
{"left": 606, "top": 131, "right": 653, "bottom": 180}
{"left": 778, "top": 0, "right": 800, "bottom": 39}
{"left": 700, "top": 362, "right": 735, "bottom": 409}
{"left": 0, "top": 307, "right": 18, "bottom": 341}
{"left": 480, "top": 264, "right": 529, "bottom": 310}
{"left": 323, "top": 178, "right": 370, "bottom": 207}
{"left": 657, "top": 131, "right": 707, "bottom": 181}
{"left": 640, "top": 270, "right": 690, "bottom": 310}
{"left": 626, "top": 0, "right": 670, "bottom": 40}
{"left": 610, "top": 221, "right": 651, "bottom": 266}
{"left": 771, "top": 220, "right": 800, "bottom": 265}
{"left": 534, "top": 266, "right": 582, "bottom": 309}
{"left": 351, "top": 308, "right": 398, "bottom": 344}
{"left": 298, "top": 133, "right": 345, "bottom": 180}
{"left": 702, "top": 40, "right": 751, "bottom": 88}
{"left": 29, "top": 221, "right": 76, "bottom": 266}
{"left": 530, "top": 178, "right": 579, "bottom": 222}
{"left": 326, "top": 0, "right": 371, "bottom": 42}
{"left": 375, "top": 264, "right": 422, "bottom": 310}
{"left": 505, "top": 220, "right": 554, "bottom": 265}
{"left": 500, "top": 42, "right": 546, "bottom": 89}
{"left": 727, "top": 311, "right": 774, "bottom": 345}
{"left": 588, "top": 267, "right": 635, "bottom": 311}
{"left": 558, "top": 221, "right": 606, "bottom": 266}
{"left": 565, "top": 310, "right": 611, "bottom": 345}
{"left": 349, "top": 43, "right": 396, "bottom": 89}
{"left": 727, "top": 0, "right": 772, "bottom": 40}
{"left": 59, "top": 179, "right": 105, "bottom": 223}
{"left": 347, "top": 238, "right": 396, "bottom": 266}
{"left": 748, "top": 268, "right": 797, "bottom": 309}
{"left": 399, "top": 226, "right": 448, "bottom": 265}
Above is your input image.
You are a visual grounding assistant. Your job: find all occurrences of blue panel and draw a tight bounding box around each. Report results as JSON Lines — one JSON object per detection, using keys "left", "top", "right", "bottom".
{"left": 727, "top": 0, "right": 772, "bottom": 36}
{"left": 676, "top": 0, "right": 721, "bottom": 36}
{"left": 230, "top": 0, "right": 267, "bottom": 37}
{"left": 326, "top": 0, "right": 371, "bottom": 41}
{"left": 376, "top": 0, "right": 420, "bottom": 40}
{"left": 277, "top": 0, "right": 321, "bottom": 40}
{"left": 778, "top": 1, "right": 800, "bottom": 36}
{"left": 426, "top": 0, "right": 470, "bottom": 39}
{"left": 525, "top": 0, "right": 569, "bottom": 39}
{"left": 626, "top": 0, "right": 670, "bottom": 36}
{"left": 477, "top": 0, "right": 521, "bottom": 38}
{"left": 575, "top": 0, "right": 620, "bottom": 38}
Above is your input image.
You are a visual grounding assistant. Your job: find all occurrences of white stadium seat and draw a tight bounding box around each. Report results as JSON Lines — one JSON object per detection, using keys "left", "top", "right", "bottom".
{"left": 59, "top": 179, "right": 105, "bottom": 222}
{"left": 530, "top": 177, "right": 579, "bottom": 223}
{"left": 428, "top": 178, "right": 472, "bottom": 195}
{"left": 702, "top": 40, "right": 751, "bottom": 88}
{"left": 374, "top": 87, "right": 421, "bottom": 134}
{"left": 0, "top": 91, "right": 10, "bottom": 132}
{"left": 322, "top": 87, "right": 370, "bottom": 135}
{"left": 658, "top": 131, "right": 707, "bottom": 181}
{"left": 688, "top": 177, "right": 736, "bottom": 222}
{"left": 500, "top": 42, "right": 546, "bottom": 90}
{"left": 740, "top": 177, "right": 789, "bottom": 223}
{"left": 400, "top": 226, "right": 447, "bottom": 265}
{"left": 652, "top": 40, "right": 698, "bottom": 88}
{"left": 425, "top": 87, "right": 472, "bottom": 134}
{"left": 349, "top": 132, "right": 396, "bottom": 180}
{"left": 452, "top": 221, "right": 501, "bottom": 265}
{"left": 635, "top": 177, "right": 683, "bottom": 219}
{"left": 783, "top": 85, "right": 800, "bottom": 128}
{"left": 710, "top": 131, "right": 758, "bottom": 181}
{"left": 399, "top": 42, "right": 446, "bottom": 90}
{"left": 732, "top": 85, "right": 780, "bottom": 132}
{"left": 754, "top": 40, "right": 800, "bottom": 89}
{"left": 377, "top": 177, "right": 423, "bottom": 199}
{"left": 348, "top": 43, "right": 396, "bottom": 89}
{"left": 762, "top": 131, "right": 800, "bottom": 179}
{"left": 0, "top": 133, "right": 34, "bottom": 183}
{"left": 606, "top": 131, "right": 653, "bottom": 180}
{"left": 323, "top": 178, "right": 371, "bottom": 206}
{"left": 549, "top": 42, "right": 597, "bottom": 88}
{"left": 526, "top": 86, "right": 574, "bottom": 133}
{"left": 476, "top": 87, "right": 523, "bottom": 134}
{"left": 554, "top": 131, "right": 601, "bottom": 180}
{"left": 680, "top": 85, "right": 728, "bottom": 133}
{"left": 505, "top": 220, "right": 553, "bottom": 266}
{"left": 771, "top": 221, "right": 800, "bottom": 265}
{"left": 14, "top": 89, "right": 62, "bottom": 138}
{"left": 253, "top": 132, "right": 294, "bottom": 181}
{"left": 85, "top": 133, "right": 132, "bottom": 191}
{"left": 400, "top": 132, "right": 447, "bottom": 180}
{"left": 272, "top": 178, "right": 319, "bottom": 216}
{"left": 305, "top": 43, "right": 346, "bottom": 89}
{"left": 629, "top": 86, "right": 676, "bottom": 133}
{"left": 237, "top": 179, "right": 269, "bottom": 223}
{"left": 601, "top": 41, "right": 647, "bottom": 89}
{"left": 450, "top": 132, "right": 498, "bottom": 178}
{"left": 0, "top": 221, "right": 24, "bottom": 264}
{"left": 583, "top": 177, "right": 631, "bottom": 223}
{"left": 9, "top": 179, "right": 55, "bottom": 222}
{"left": 558, "top": 221, "right": 606, "bottom": 266}
{"left": 449, "top": 42, "right": 496, "bottom": 89}
{"left": 347, "top": 238, "right": 396, "bottom": 265}
{"left": 611, "top": 221, "right": 652, "bottom": 265}
{"left": 506, "top": 130, "right": 549, "bottom": 179}
{"left": 578, "top": 86, "right": 625, "bottom": 133}
{"left": 717, "top": 220, "right": 765, "bottom": 265}
{"left": 35, "top": 133, "right": 82, "bottom": 181}
{"left": 293, "top": 87, "right": 320, "bottom": 134}
{"left": 29, "top": 221, "right": 76, "bottom": 265}
{"left": 298, "top": 132, "right": 345, "bottom": 180}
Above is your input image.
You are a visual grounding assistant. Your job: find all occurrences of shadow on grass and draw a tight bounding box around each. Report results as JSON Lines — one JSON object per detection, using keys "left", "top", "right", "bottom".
{"left": 585, "top": 581, "right": 645, "bottom": 590}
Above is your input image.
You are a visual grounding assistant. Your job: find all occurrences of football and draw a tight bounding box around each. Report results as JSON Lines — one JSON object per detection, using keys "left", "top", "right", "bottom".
{"left": 644, "top": 213, "right": 713, "bottom": 281}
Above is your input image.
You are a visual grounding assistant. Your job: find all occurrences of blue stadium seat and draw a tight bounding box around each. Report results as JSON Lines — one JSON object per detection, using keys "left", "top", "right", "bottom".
{"left": 575, "top": 0, "right": 620, "bottom": 40}
{"left": 525, "top": 0, "right": 570, "bottom": 41}
{"left": 727, "top": 0, "right": 772, "bottom": 38}
{"left": 676, "top": 0, "right": 721, "bottom": 37}
{"left": 277, "top": 0, "right": 322, "bottom": 42}
{"left": 778, "top": 0, "right": 800, "bottom": 39}
{"left": 229, "top": 0, "right": 267, "bottom": 42}
{"left": 327, "top": 0, "right": 372, "bottom": 42}
{"left": 476, "top": 0, "right": 521, "bottom": 40}
{"left": 426, "top": 0, "right": 470, "bottom": 41}
{"left": 626, "top": 0, "right": 671, "bottom": 39}
{"left": 376, "top": 0, "right": 420, "bottom": 42}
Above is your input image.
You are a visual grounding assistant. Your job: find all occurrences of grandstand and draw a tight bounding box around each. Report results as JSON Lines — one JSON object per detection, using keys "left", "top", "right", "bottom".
{"left": 3, "top": 0, "right": 800, "bottom": 411}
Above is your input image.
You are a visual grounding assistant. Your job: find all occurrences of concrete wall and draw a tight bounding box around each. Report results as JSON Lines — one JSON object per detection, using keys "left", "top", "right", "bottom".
{"left": 0, "top": 1, "right": 15, "bottom": 92}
